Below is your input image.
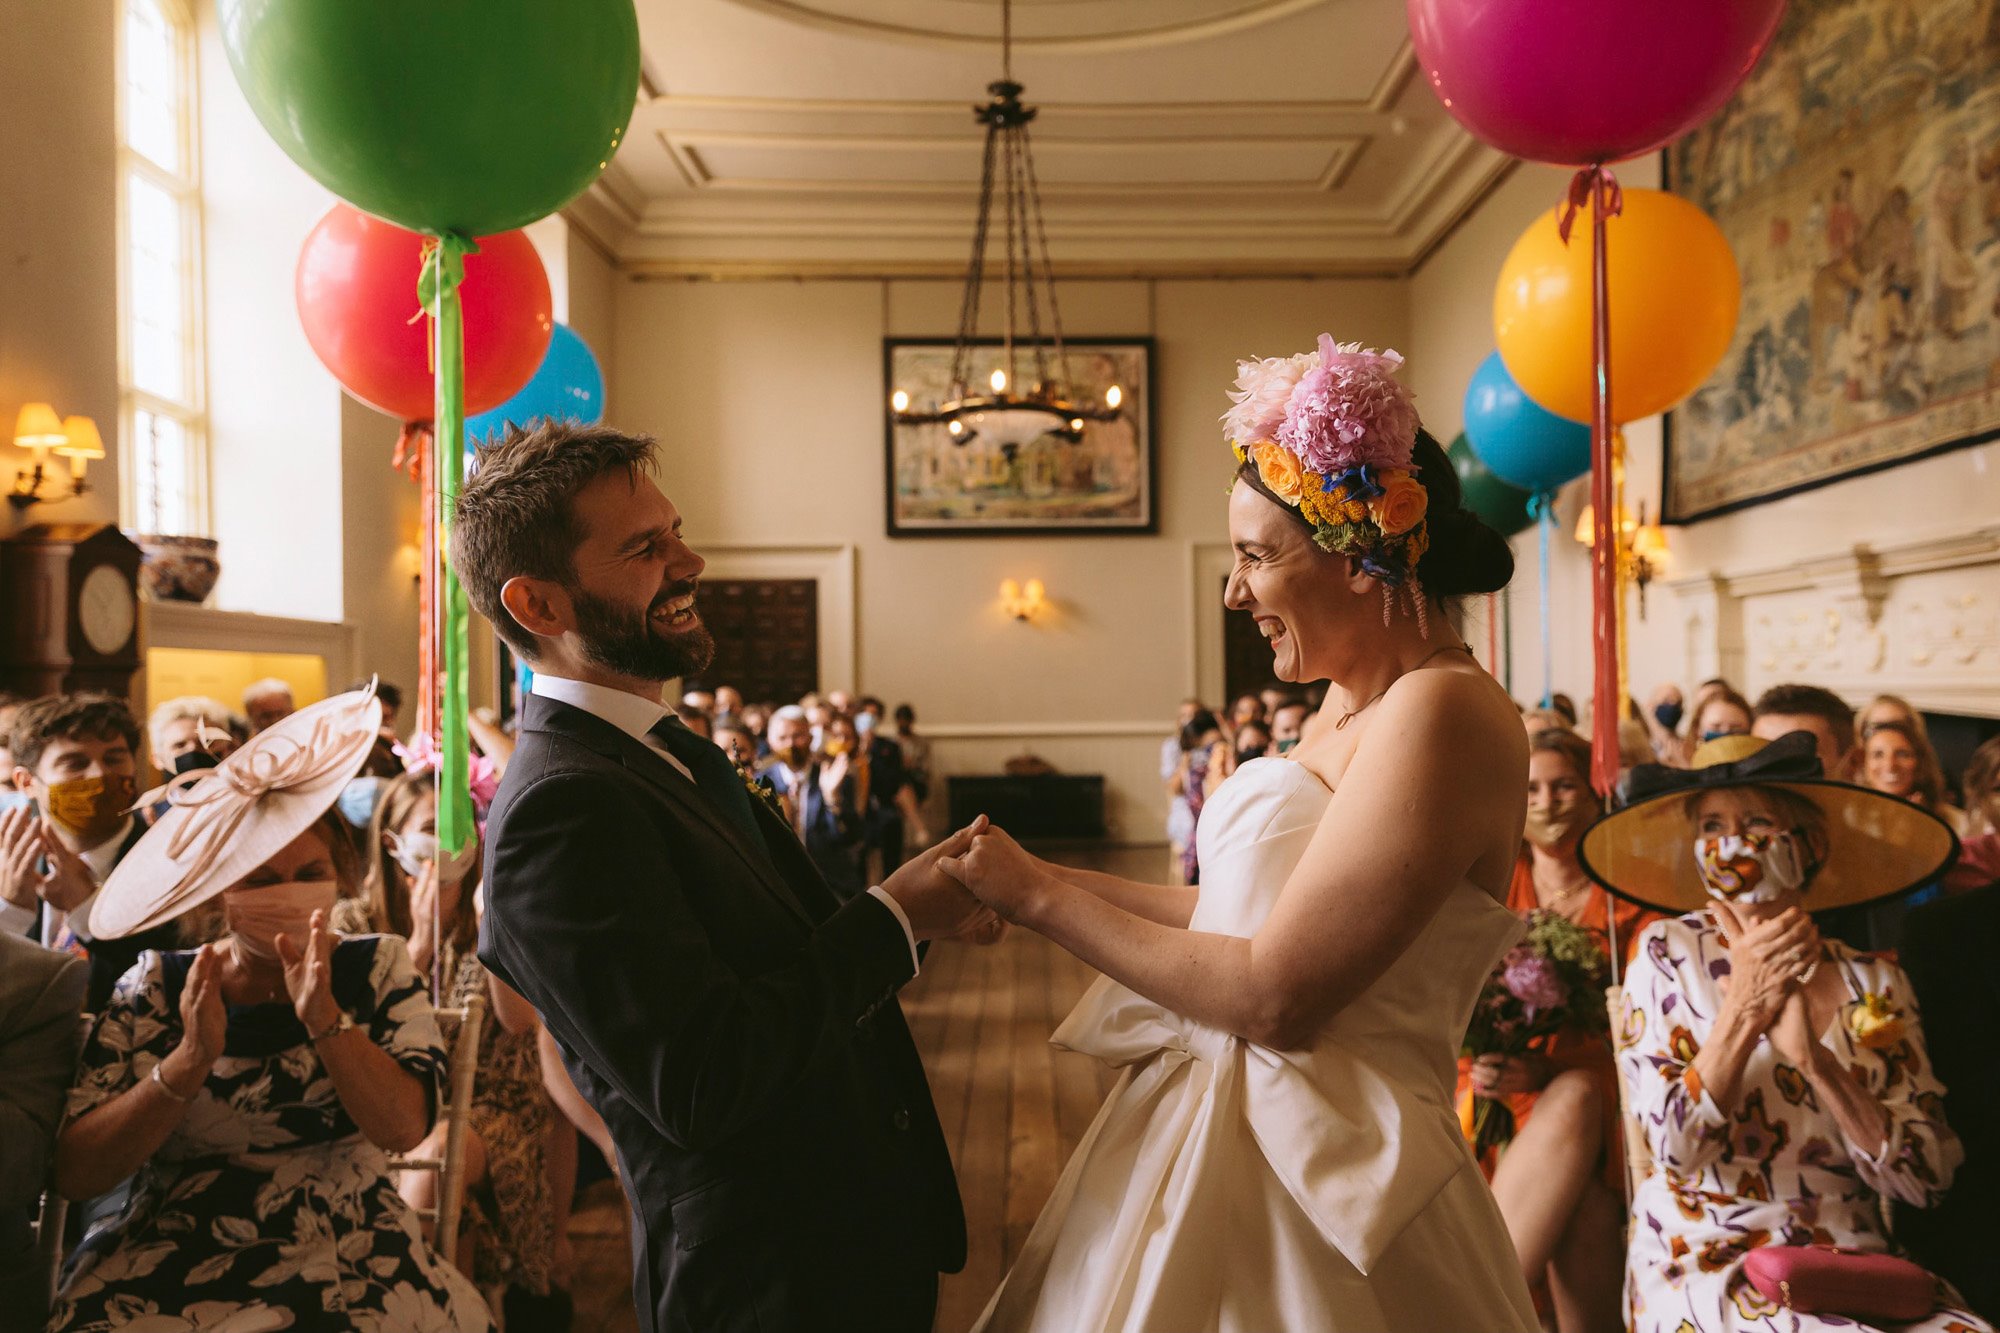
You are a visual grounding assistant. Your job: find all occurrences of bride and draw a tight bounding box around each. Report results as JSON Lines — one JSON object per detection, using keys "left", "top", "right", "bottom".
{"left": 941, "top": 337, "right": 1542, "bottom": 1332}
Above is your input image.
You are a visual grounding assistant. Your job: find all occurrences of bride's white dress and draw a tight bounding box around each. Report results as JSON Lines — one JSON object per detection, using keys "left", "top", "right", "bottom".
{"left": 975, "top": 758, "right": 1540, "bottom": 1332}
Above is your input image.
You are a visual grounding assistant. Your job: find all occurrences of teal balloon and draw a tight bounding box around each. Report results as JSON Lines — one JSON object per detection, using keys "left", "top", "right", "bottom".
{"left": 218, "top": 0, "right": 640, "bottom": 236}
{"left": 466, "top": 323, "right": 605, "bottom": 451}
{"left": 1462, "top": 351, "right": 1592, "bottom": 494}
{"left": 1448, "top": 432, "right": 1534, "bottom": 537}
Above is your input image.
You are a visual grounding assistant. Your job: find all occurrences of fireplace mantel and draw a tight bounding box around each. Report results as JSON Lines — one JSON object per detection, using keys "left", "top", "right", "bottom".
{"left": 1666, "top": 524, "right": 2000, "bottom": 719}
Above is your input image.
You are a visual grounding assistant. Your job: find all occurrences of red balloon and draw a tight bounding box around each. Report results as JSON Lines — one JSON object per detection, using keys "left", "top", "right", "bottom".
{"left": 1406, "top": 0, "right": 1787, "bottom": 167}
{"left": 295, "top": 204, "right": 553, "bottom": 422}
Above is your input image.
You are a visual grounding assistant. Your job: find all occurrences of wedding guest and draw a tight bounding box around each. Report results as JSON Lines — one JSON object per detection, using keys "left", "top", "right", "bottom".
{"left": 673, "top": 704, "right": 713, "bottom": 741}
{"left": 1616, "top": 717, "right": 1655, "bottom": 772}
{"left": 1164, "top": 700, "right": 1204, "bottom": 882}
{"left": 1232, "top": 721, "right": 1272, "bottom": 768}
{"left": 1257, "top": 687, "right": 1290, "bottom": 721}
{"left": 854, "top": 697, "right": 921, "bottom": 866}
{"left": 892, "top": 703, "right": 932, "bottom": 805}
{"left": 1590, "top": 733, "right": 1983, "bottom": 1333}
{"left": 1691, "top": 676, "right": 1734, "bottom": 715}
{"left": 1857, "top": 693, "right": 1926, "bottom": 741}
{"left": 146, "top": 696, "right": 238, "bottom": 776}
{"left": 1752, "top": 683, "right": 1855, "bottom": 778}
{"left": 1548, "top": 693, "right": 1579, "bottom": 728}
{"left": 1457, "top": 730, "right": 1662, "bottom": 1333}
{"left": 2, "top": 695, "right": 171, "bottom": 1010}
{"left": 1962, "top": 735, "right": 2000, "bottom": 838}
{"left": 0, "top": 692, "right": 24, "bottom": 778}
{"left": 48, "top": 690, "right": 490, "bottom": 1331}
{"left": 1227, "top": 693, "right": 1265, "bottom": 732}
{"left": 240, "top": 677, "right": 295, "bottom": 735}
{"left": 345, "top": 679, "right": 405, "bottom": 736}
{"left": 1645, "top": 683, "right": 1687, "bottom": 763}
{"left": 712, "top": 685, "right": 743, "bottom": 724}
{"left": 1270, "top": 701, "right": 1310, "bottom": 755}
{"left": 714, "top": 723, "right": 760, "bottom": 773}
{"left": 760, "top": 706, "right": 864, "bottom": 897}
{"left": 1169, "top": 709, "right": 1225, "bottom": 886}
{"left": 1689, "top": 685, "right": 1753, "bottom": 744}
{"left": 1861, "top": 719, "right": 1967, "bottom": 834}
{"left": 739, "top": 702, "right": 772, "bottom": 757}
{"left": 825, "top": 689, "right": 854, "bottom": 718}
{"left": 338, "top": 770, "right": 566, "bottom": 1328}
{"left": 1523, "top": 707, "right": 1571, "bottom": 736}
{"left": 1895, "top": 878, "right": 2000, "bottom": 1318}
{"left": 0, "top": 931, "right": 86, "bottom": 1328}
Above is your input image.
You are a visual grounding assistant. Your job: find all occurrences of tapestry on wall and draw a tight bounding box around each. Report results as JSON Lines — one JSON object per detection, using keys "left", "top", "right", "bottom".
{"left": 1663, "top": 0, "right": 2000, "bottom": 522}
{"left": 884, "top": 337, "right": 1154, "bottom": 536}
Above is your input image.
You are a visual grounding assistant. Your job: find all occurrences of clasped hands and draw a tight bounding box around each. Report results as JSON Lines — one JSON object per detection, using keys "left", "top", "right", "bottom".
{"left": 880, "top": 816, "right": 1051, "bottom": 944}
{"left": 1713, "top": 899, "right": 1826, "bottom": 1073}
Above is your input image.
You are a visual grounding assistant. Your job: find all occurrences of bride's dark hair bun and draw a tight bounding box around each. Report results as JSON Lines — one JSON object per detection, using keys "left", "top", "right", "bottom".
{"left": 1412, "top": 429, "right": 1514, "bottom": 600}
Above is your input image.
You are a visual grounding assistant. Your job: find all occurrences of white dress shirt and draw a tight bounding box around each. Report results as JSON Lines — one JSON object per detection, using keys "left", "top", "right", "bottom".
{"left": 529, "top": 673, "right": 918, "bottom": 969}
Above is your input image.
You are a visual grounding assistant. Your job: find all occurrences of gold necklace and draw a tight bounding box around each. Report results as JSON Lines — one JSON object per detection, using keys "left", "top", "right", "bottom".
{"left": 1333, "top": 643, "right": 1476, "bottom": 730}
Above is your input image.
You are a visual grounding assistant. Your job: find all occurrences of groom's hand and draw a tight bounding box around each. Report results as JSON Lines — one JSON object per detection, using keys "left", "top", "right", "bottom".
{"left": 881, "top": 816, "right": 990, "bottom": 940}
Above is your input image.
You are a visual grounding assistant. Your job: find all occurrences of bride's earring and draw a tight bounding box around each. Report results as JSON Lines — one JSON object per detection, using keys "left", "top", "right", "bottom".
{"left": 1411, "top": 579, "right": 1430, "bottom": 640}
{"left": 1381, "top": 583, "right": 1394, "bottom": 628}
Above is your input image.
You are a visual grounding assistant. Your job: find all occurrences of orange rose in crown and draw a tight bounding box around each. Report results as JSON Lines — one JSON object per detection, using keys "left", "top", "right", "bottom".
{"left": 1368, "top": 470, "right": 1428, "bottom": 536}
{"left": 1251, "top": 442, "right": 1305, "bottom": 506}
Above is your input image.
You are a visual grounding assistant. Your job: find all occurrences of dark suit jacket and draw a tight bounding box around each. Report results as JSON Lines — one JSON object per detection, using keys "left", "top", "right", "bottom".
{"left": 758, "top": 762, "right": 864, "bottom": 898}
{"left": 1895, "top": 885, "right": 2000, "bottom": 1319}
{"left": 0, "top": 932, "right": 87, "bottom": 1331}
{"left": 480, "top": 694, "right": 964, "bottom": 1333}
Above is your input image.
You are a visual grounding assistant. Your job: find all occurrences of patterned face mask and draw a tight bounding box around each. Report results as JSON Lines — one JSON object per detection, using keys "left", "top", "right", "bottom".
{"left": 44, "top": 774, "right": 136, "bottom": 846}
{"left": 1693, "top": 831, "right": 1806, "bottom": 903}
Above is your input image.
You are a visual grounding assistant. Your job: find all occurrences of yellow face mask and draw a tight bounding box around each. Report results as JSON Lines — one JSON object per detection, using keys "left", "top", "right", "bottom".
{"left": 823, "top": 739, "right": 850, "bottom": 758}
{"left": 44, "top": 774, "right": 136, "bottom": 846}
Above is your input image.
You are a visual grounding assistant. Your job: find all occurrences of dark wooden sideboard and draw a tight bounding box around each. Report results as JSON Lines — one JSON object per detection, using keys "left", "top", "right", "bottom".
{"left": 947, "top": 774, "right": 1106, "bottom": 841}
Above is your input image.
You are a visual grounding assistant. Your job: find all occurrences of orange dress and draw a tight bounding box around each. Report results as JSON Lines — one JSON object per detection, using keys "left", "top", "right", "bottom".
{"left": 1454, "top": 855, "right": 1665, "bottom": 1191}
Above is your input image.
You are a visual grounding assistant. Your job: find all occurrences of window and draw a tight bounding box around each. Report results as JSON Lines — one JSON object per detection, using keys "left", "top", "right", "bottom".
{"left": 117, "top": 0, "right": 206, "bottom": 536}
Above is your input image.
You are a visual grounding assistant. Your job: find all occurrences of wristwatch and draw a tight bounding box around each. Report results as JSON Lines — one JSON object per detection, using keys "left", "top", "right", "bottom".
{"left": 308, "top": 1010, "right": 358, "bottom": 1044}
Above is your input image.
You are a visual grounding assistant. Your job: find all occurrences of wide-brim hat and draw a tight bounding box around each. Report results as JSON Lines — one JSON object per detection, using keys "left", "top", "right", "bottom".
{"left": 1578, "top": 731, "right": 1959, "bottom": 916}
{"left": 90, "top": 687, "right": 385, "bottom": 940}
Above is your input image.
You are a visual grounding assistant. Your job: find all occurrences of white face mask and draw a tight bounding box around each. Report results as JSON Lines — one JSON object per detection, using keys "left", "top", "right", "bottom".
{"left": 1693, "top": 832, "right": 1806, "bottom": 904}
{"left": 386, "top": 831, "right": 479, "bottom": 886}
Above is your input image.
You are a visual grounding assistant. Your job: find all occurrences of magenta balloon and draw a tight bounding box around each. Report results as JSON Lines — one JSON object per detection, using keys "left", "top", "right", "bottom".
{"left": 1406, "top": 0, "right": 1788, "bottom": 166}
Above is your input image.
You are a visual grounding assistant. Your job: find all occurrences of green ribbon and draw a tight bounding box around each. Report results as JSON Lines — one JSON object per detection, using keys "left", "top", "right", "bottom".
{"left": 423, "top": 233, "right": 479, "bottom": 859}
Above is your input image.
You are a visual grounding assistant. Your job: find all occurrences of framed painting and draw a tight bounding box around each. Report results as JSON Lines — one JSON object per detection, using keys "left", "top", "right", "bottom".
{"left": 1663, "top": 0, "right": 2000, "bottom": 523}
{"left": 884, "top": 337, "right": 1156, "bottom": 537}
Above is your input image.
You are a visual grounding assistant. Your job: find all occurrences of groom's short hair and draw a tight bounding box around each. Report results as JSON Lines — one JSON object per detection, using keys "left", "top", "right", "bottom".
{"left": 451, "top": 421, "right": 658, "bottom": 660}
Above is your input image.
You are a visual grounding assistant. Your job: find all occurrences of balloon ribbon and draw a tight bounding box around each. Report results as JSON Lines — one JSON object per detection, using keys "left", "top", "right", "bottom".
{"left": 390, "top": 425, "right": 439, "bottom": 747}
{"left": 421, "top": 233, "right": 480, "bottom": 859}
{"left": 1561, "top": 165, "right": 1624, "bottom": 797}
{"left": 1529, "top": 492, "right": 1555, "bottom": 709}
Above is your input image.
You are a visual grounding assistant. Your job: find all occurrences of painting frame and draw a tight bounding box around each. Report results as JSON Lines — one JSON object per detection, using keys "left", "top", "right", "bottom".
{"left": 1661, "top": 0, "right": 2000, "bottom": 525}
{"left": 883, "top": 336, "right": 1158, "bottom": 538}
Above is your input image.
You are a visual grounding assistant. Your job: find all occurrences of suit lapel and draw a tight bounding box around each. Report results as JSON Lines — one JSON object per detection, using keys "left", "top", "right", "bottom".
{"left": 523, "top": 695, "right": 819, "bottom": 930}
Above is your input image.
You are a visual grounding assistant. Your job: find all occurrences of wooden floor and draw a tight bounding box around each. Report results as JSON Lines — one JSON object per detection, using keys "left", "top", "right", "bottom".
{"left": 568, "top": 844, "right": 1162, "bottom": 1333}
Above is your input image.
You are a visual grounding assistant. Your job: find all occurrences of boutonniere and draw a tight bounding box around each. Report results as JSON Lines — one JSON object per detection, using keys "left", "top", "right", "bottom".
{"left": 1845, "top": 991, "right": 1907, "bottom": 1051}
{"left": 742, "top": 769, "right": 785, "bottom": 818}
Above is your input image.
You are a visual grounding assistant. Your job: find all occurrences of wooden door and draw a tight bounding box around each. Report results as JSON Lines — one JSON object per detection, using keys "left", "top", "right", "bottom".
{"left": 689, "top": 579, "right": 819, "bottom": 705}
{"left": 1222, "top": 576, "right": 1282, "bottom": 707}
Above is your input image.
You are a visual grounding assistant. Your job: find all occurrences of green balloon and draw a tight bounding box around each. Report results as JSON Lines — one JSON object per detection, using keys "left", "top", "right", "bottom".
{"left": 219, "top": 0, "right": 640, "bottom": 236}
{"left": 1448, "top": 433, "right": 1534, "bottom": 537}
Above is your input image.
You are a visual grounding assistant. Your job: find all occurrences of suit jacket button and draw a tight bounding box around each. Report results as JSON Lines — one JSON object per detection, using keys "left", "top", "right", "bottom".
{"left": 891, "top": 1107, "right": 911, "bottom": 1132}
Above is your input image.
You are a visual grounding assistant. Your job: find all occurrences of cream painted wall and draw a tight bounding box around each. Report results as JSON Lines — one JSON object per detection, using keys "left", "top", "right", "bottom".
{"left": 0, "top": 0, "right": 121, "bottom": 538}
{"left": 611, "top": 274, "right": 1408, "bottom": 839}
{"left": 1407, "top": 159, "right": 2000, "bottom": 719}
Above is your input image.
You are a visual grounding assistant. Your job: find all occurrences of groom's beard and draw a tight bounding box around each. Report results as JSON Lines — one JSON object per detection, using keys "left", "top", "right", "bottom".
{"left": 570, "top": 580, "right": 715, "bottom": 684}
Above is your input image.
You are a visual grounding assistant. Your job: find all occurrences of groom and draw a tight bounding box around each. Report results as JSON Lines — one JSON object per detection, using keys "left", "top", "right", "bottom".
{"left": 452, "top": 423, "right": 984, "bottom": 1332}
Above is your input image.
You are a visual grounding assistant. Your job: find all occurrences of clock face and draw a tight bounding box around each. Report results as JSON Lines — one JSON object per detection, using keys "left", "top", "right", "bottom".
{"left": 79, "top": 564, "right": 136, "bottom": 656}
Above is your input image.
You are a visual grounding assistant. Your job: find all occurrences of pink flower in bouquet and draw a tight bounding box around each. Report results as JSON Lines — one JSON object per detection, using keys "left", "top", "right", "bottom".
{"left": 1501, "top": 950, "right": 1569, "bottom": 1015}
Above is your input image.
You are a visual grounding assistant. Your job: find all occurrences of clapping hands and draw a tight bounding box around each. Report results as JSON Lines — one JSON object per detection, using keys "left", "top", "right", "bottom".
{"left": 1, "top": 803, "right": 99, "bottom": 915}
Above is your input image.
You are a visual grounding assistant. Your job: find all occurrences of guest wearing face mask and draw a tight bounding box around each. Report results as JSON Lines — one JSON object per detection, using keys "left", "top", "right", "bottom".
{"left": 1269, "top": 702, "right": 1310, "bottom": 756}
{"left": 1647, "top": 683, "right": 1688, "bottom": 764}
{"left": 1454, "top": 730, "right": 1663, "bottom": 1333}
{"left": 759, "top": 706, "right": 865, "bottom": 897}
{"left": 1690, "top": 686, "right": 1754, "bottom": 746}
{"left": 1230, "top": 721, "right": 1273, "bottom": 771}
{"left": 47, "top": 688, "right": 490, "bottom": 1332}
{"left": 853, "top": 696, "right": 920, "bottom": 872}
{"left": 1584, "top": 733, "right": 1982, "bottom": 1333}
{"left": 336, "top": 770, "right": 568, "bottom": 1331}
{"left": 1, "top": 695, "right": 178, "bottom": 1010}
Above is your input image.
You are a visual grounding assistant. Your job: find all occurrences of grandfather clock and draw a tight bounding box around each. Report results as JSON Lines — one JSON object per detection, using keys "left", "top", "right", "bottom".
{"left": 0, "top": 524, "right": 144, "bottom": 700}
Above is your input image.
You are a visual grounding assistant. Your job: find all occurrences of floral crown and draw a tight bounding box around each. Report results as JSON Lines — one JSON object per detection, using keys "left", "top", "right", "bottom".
{"left": 1223, "top": 333, "right": 1429, "bottom": 585}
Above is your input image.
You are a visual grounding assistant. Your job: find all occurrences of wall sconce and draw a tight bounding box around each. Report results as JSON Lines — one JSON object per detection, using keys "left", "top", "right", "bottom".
{"left": 57, "top": 415, "right": 104, "bottom": 487}
{"left": 1575, "top": 500, "right": 1670, "bottom": 617}
{"left": 999, "top": 577, "right": 1046, "bottom": 621}
{"left": 10, "top": 402, "right": 73, "bottom": 510}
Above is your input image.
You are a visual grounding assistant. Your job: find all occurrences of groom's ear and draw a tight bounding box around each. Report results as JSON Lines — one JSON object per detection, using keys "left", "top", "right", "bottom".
{"left": 500, "top": 575, "right": 573, "bottom": 643}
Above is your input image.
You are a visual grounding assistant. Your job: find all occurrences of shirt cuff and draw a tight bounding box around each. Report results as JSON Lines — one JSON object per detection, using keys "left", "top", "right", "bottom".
{"left": 865, "top": 885, "right": 921, "bottom": 976}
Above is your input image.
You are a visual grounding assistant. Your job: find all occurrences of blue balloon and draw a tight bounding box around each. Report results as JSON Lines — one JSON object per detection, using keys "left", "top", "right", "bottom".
{"left": 465, "top": 322, "right": 605, "bottom": 451}
{"left": 1461, "top": 351, "right": 1591, "bottom": 494}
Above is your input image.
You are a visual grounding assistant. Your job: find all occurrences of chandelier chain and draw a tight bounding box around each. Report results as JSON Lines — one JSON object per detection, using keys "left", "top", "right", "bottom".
{"left": 951, "top": 123, "right": 1000, "bottom": 398}
{"left": 1020, "top": 121, "right": 1070, "bottom": 397}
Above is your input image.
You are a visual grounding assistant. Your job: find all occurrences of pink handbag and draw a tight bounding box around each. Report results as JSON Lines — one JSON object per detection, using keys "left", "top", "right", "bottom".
{"left": 1742, "top": 1244, "right": 1936, "bottom": 1322}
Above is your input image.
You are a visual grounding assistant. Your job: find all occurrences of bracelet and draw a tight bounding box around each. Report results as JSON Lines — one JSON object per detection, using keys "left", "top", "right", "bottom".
{"left": 307, "top": 1011, "right": 357, "bottom": 1043}
{"left": 150, "top": 1062, "right": 195, "bottom": 1104}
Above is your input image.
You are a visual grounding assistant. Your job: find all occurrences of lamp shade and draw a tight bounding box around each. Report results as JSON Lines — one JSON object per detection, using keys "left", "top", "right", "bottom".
{"left": 13, "top": 402, "right": 65, "bottom": 450}
{"left": 56, "top": 416, "right": 106, "bottom": 460}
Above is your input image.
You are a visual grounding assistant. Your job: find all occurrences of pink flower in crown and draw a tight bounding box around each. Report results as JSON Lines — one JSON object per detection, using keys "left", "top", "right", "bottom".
{"left": 1275, "top": 334, "right": 1420, "bottom": 475}
{"left": 1221, "top": 347, "right": 1320, "bottom": 447}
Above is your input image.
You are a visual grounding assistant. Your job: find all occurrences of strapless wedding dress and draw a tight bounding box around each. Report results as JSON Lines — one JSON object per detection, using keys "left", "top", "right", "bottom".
{"left": 975, "top": 758, "right": 1539, "bottom": 1332}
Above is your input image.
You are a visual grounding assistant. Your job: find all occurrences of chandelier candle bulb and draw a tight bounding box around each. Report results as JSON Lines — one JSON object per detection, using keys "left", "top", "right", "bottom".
{"left": 891, "top": 389, "right": 910, "bottom": 413}
{"left": 1105, "top": 384, "right": 1122, "bottom": 409}
{"left": 991, "top": 368, "right": 1008, "bottom": 393}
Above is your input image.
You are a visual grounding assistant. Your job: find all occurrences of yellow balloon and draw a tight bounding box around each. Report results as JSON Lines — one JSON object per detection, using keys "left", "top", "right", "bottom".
{"left": 1493, "top": 187, "right": 1740, "bottom": 425}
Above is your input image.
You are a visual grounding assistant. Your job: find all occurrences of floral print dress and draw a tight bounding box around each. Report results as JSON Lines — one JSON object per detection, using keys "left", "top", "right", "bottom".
{"left": 1617, "top": 915, "right": 1988, "bottom": 1333}
{"left": 48, "top": 936, "right": 493, "bottom": 1333}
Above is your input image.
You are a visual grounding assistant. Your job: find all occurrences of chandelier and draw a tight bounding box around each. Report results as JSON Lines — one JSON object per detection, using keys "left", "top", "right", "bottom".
{"left": 889, "top": 0, "right": 1123, "bottom": 453}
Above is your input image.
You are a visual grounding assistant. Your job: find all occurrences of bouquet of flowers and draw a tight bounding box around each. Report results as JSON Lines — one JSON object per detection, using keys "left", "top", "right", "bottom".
{"left": 1460, "top": 910, "right": 1612, "bottom": 1155}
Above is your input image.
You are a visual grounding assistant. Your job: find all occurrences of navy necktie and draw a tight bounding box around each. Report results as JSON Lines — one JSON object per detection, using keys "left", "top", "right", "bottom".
{"left": 649, "top": 718, "right": 767, "bottom": 848}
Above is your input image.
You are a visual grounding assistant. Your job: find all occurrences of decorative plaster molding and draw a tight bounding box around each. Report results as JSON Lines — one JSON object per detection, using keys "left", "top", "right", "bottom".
{"left": 713, "top": 0, "right": 1330, "bottom": 54}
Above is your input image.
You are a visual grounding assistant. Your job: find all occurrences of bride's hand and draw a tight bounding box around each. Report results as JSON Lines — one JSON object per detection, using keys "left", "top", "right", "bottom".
{"left": 937, "top": 825, "right": 1052, "bottom": 925}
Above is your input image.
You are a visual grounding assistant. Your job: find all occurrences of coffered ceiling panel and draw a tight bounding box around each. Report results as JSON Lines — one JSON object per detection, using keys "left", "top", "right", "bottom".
{"left": 567, "top": 0, "right": 1516, "bottom": 276}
